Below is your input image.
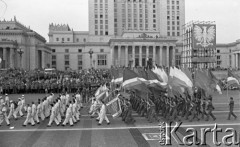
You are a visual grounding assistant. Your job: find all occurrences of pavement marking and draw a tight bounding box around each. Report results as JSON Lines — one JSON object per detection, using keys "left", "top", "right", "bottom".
{"left": 215, "top": 103, "right": 240, "bottom": 105}
{"left": 142, "top": 133, "right": 160, "bottom": 140}
{"left": 0, "top": 123, "right": 239, "bottom": 132}
{"left": 214, "top": 110, "right": 240, "bottom": 113}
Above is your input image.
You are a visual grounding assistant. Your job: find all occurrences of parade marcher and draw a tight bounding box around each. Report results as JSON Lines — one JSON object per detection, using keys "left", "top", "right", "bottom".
{"left": 23, "top": 104, "right": 35, "bottom": 126}
{"left": 0, "top": 103, "right": 10, "bottom": 126}
{"left": 5, "top": 94, "right": 9, "bottom": 107}
{"left": 205, "top": 99, "right": 216, "bottom": 121}
{"left": 69, "top": 101, "right": 77, "bottom": 124}
{"left": 72, "top": 99, "right": 80, "bottom": 121}
{"left": 16, "top": 98, "right": 24, "bottom": 117}
{"left": 8, "top": 100, "right": 17, "bottom": 120}
{"left": 62, "top": 105, "right": 74, "bottom": 127}
{"left": 32, "top": 102, "right": 39, "bottom": 124}
{"left": 21, "top": 95, "right": 27, "bottom": 112}
{"left": 227, "top": 97, "right": 237, "bottom": 120}
{"left": 97, "top": 101, "right": 110, "bottom": 125}
{"left": 47, "top": 103, "right": 60, "bottom": 127}
{"left": 37, "top": 100, "right": 45, "bottom": 121}
{"left": 201, "top": 98, "right": 207, "bottom": 120}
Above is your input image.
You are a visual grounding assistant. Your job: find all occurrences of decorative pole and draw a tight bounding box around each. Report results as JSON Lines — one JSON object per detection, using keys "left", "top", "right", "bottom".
{"left": 17, "top": 48, "right": 24, "bottom": 69}
{"left": 88, "top": 49, "right": 94, "bottom": 69}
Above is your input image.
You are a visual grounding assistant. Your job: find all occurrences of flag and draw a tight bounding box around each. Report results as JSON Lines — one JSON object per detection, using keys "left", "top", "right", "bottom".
{"left": 122, "top": 68, "right": 142, "bottom": 88}
{"left": 96, "top": 91, "right": 108, "bottom": 101}
{"left": 106, "top": 95, "right": 122, "bottom": 118}
{"left": 227, "top": 70, "right": 240, "bottom": 86}
{"left": 208, "top": 69, "right": 222, "bottom": 94}
{"left": 146, "top": 70, "right": 167, "bottom": 88}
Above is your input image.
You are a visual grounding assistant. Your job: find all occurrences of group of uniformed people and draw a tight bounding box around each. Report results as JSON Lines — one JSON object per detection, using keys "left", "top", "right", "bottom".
{"left": 0, "top": 92, "right": 85, "bottom": 127}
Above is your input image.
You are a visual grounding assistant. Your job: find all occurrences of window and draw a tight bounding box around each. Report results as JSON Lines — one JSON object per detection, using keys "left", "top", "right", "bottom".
{"left": 64, "top": 55, "right": 69, "bottom": 60}
{"left": 78, "top": 67, "right": 82, "bottom": 70}
{"left": 177, "top": 21, "right": 180, "bottom": 25}
{"left": 167, "top": 21, "right": 170, "bottom": 25}
{"left": 177, "top": 16, "right": 179, "bottom": 20}
{"left": 62, "top": 38, "right": 64, "bottom": 42}
{"left": 105, "top": 31, "right": 108, "bottom": 35}
{"left": 177, "top": 6, "right": 179, "bottom": 10}
{"left": 52, "top": 61, "right": 56, "bottom": 65}
{"left": 217, "top": 50, "right": 220, "bottom": 53}
{"left": 177, "top": 1, "right": 179, "bottom": 5}
{"left": 177, "top": 32, "right": 180, "bottom": 36}
{"left": 65, "top": 61, "right": 69, "bottom": 65}
{"left": 67, "top": 38, "right": 70, "bottom": 41}
{"left": 217, "top": 56, "right": 221, "bottom": 59}
{"left": 76, "top": 38, "right": 79, "bottom": 42}
{"left": 78, "top": 55, "right": 82, "bottom": 59}
{"left": 65, "top": 49, "right": 69, "bottom": 53}
{"left": 56, "top": 38, "right": 59, "bottom": 41}
{"left": 52, "top": 55, "right": 56, "bottom": 59}
{"left": 78, "top": 49, "right": 82, "bottom": 53}
{"left": 100, "top": 49, "right": 104, "bottom": 52}
{"left": 78, "top": 61, "right": 83, "bottom": 65}
{"left": 167, "top": 16, "right": 170, "bottom": 20}
{"left": 172, "top": 32, "right": 175, "bottom": 36}
{"left": 95, "top": 20, "right": 98, "bottom": 24}
{"left": 153, "top": 10, "right": 156, "bottom": 13}
{"left": 172, "top": 1, "right": 174, "bottom": 4}
{"left": 52, "top": 49, "right": 55, "bottom": 53}
{"left": 167, "top": 32, "right": 170, "bottom": 36}
{"left": 153, "top": 19, "right": 156, "bottom": 23}
{"left": 95, "top": 31, "right": 98, "bottom": 35}
{"left": 172, "top": 26, "right": 175, "bottom": 30}
{"left": 98, "top": 54, "right": 107, "bottom": 66}
{"left": 167, "top": 11, "right": 170, "bottom": 15}
{"left": 167, "top": 26, "right": 170, "bottom": 30}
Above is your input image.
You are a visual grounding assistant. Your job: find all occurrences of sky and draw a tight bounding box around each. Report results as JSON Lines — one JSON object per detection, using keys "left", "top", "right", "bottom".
{"left": 0, "top": 0, "right": 239, "bottom": 43}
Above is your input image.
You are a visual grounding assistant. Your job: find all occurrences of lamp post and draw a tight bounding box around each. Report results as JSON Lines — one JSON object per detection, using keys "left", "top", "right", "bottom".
{"left": 17, "top": 48, "right": 24, "bottom": 69}
{"left": 88, "top": 49, "right": 94, "bottom": 69}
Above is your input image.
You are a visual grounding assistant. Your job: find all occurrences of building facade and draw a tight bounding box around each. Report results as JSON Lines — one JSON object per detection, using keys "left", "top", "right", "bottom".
{"left": 181, "top": 21, "right": 216, "bottom": 69}
{"left": 216, "top": 39, "right": 240, "bottom": 69}
{"left": 0, "top": 17, "right": 51, "bottom": 70}
{"left": 48, "top": 0, "right": 185, "bottom": 70}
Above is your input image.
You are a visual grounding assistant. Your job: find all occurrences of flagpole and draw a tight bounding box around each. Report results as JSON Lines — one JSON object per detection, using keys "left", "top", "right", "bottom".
{"left": 227, "top": 82, "right": 229, "bottom": 99}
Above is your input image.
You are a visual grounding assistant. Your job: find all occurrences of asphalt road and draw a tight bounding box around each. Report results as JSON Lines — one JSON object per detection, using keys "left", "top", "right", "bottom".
{"left": 0, "top": 91, "right": 239, "bottom": 147}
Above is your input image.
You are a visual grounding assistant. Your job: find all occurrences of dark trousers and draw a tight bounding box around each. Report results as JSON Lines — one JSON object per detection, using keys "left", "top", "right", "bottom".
{"left": 228, "top": 110, "right": 237, "bottom": 119}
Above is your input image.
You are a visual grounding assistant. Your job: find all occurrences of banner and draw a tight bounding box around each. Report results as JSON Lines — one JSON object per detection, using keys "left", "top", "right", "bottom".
{"left": 193, "top": 24, "right": 216, "bottom": 48}
{"left": 106, "top": 96, "right": 122, "bottom": 118}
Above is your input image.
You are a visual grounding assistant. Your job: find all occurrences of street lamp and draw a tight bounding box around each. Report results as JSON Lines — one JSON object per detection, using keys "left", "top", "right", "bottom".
{"left": 17, "top": 48, "right": 24, "bottom": 69}
{"left": 88, "top": 49, "right": 94, "bottom": 68}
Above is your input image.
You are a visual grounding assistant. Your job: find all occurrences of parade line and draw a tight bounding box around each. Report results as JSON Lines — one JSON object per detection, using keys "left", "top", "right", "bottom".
{"left": 0, "top": 123, "right": 239, "bottom": 132}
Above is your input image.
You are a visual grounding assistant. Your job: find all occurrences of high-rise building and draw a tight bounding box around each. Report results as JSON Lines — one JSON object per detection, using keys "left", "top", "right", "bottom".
{"left": 89, "top": 0, "right": 185, "bottom": 38}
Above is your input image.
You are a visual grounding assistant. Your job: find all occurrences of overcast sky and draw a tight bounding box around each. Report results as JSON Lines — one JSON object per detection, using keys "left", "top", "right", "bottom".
{"left": 0, "top": 0, "right": 239, "bottom": 43}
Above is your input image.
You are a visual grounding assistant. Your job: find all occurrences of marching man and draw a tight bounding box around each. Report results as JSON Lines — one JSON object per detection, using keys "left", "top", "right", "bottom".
{"left": 5, "top": 94, "right": 9, "bottom": 107}
{"left": 16, "top": 98, "right": 24, "bottom": 117}
{"left": 8, "top": 100, "right": 17, "bottom": 120}
{"left": 23, "top": 104, "right": 35, "bottom": 126}
{"left": 47, "top": 103, "right": 60, "bottom": 127}
{"left": 97, "top": 101, "right": 110, "bottom": 125}
{"left": 0, "top": 103, "right": 10, "bottom": 126}
{"left": 62, "top": 104, "right": 73, "bottom": 127}
{"left": 32, "top": 102, "right": 39, "bottom": 124}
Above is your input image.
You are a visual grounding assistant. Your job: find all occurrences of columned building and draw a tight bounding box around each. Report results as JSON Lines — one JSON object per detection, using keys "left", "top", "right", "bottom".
{"left": 48, "top": 0, "right": 185, "bottom": 70}
{"left": 216, "top": 39, "right": 240, "bottom": 69}
{"left": 110, "top": 36, "right": 177, "bottom": 67}
{"left": 0, "top": 17, "right": 51, "bottom": 70}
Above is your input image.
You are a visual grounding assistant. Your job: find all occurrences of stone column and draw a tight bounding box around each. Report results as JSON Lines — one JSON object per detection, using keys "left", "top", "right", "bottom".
{"left": 172, "top": 46, "right": 176, "bottom": 67}
{"left": 9, "top": 48, "right": 14, "bottom": 68}
{"left": 132, "top": 46, "right": 135, "bottom": 67}
{"left": 42, "top": 50, "right": 45, "bottom": 69}
{"left": 159, "top": 46, "right": 163, "bottom": 66}
{"left": 139, "top": 46, "right": 142, "bottom": 67}
{"left": 125, "top": 46, "right": 128, "bottom": 67}
{"left": 146, "top": 46, "right": 149, "bottom": 65}
{"left": 3, "top": 48, "right": 7, "bottom": 68}
{"left": 153, "top": 46, "right": 156, "bottom": 66}
{"left": 118, "top": 45, "right": 121, "bottom": 66}
{"left": 111, "top": 46, "right": 114, "bottom": 66}
{"left": 236, "top": 54, "right": 238, "bottom": 69}
{"left": 166, "top": 46, "right": 169, "bottom": 67}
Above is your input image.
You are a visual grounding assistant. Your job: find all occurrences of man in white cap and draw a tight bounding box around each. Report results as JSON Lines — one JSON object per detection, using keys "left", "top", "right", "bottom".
{"left": 62, "top": 104, "right": 73, "bottom": 127}
{"left": 0, "top": 103, "right": 10, "bottom": 126}
{"left": 21, "top": 95, "right": 27, "bottom": 112}
{"left": 23, "top": 104, "right": 35, "bottom": 126}
{"left": 16, "top": 98, "right": 24, "bottom": 117}
{"left": 32, "top": 102, "right": 39, "bottom": 124}
{"left": 97, "top": 101, "right": 110, "bottom": 125}
{"left": 5, "top": 94, "right": 9, "bottom": 107}
{"left": 47, "top": 103, "right": 60, "bottom": 127}
{"left": 8, "top": 100, "right": 17, "bottom": 120}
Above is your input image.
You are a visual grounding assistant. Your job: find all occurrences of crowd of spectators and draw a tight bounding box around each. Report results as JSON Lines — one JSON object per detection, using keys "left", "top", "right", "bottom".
{"left": 0, "top": 69, "right": 111, "bottom": 99}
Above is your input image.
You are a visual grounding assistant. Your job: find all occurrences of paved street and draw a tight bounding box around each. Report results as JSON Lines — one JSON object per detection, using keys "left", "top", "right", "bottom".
{"left": 0, "top": 91, "right": 239, "bottom": 147}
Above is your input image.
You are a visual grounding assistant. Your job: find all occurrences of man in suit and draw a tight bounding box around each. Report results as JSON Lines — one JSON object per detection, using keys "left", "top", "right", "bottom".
{"left": 205, "top": 99, "right": 216, "bottom": 121}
